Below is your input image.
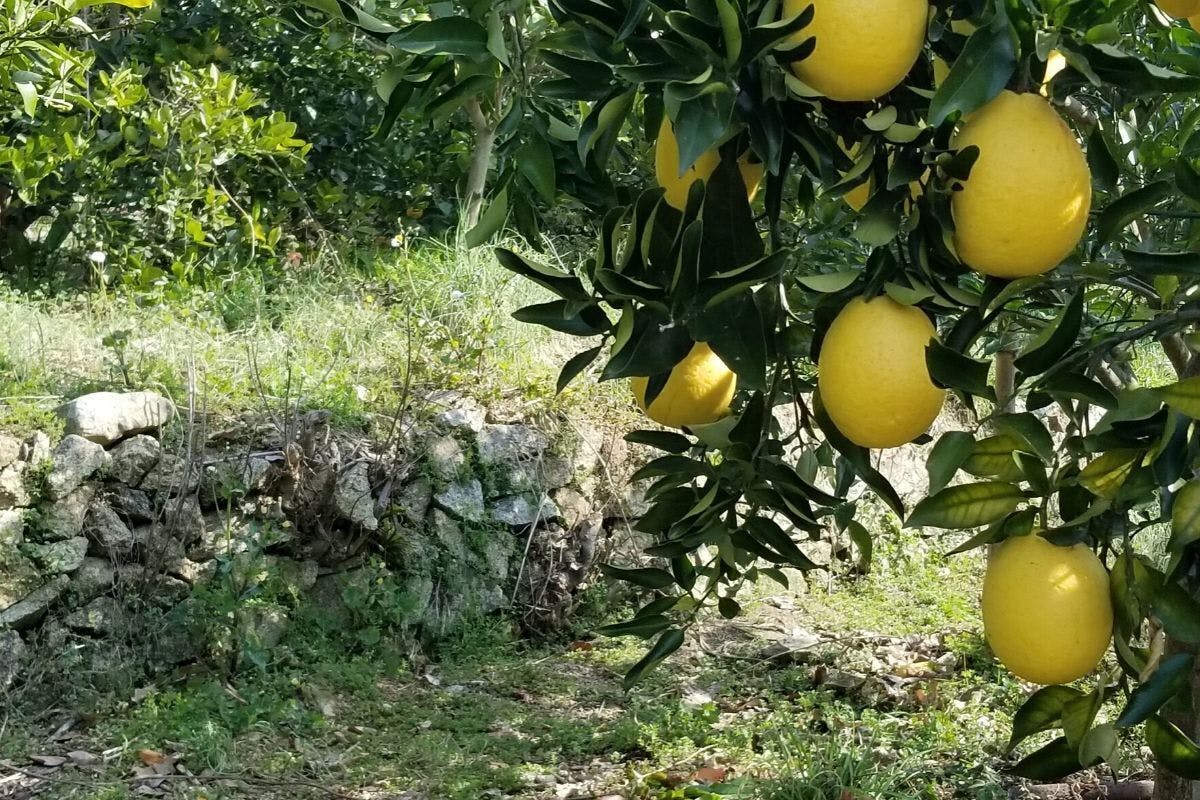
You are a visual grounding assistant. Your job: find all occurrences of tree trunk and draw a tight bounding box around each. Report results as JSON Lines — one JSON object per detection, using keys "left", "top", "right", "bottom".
{"left": 462, "top": 98, "right": 496, "bottom": 231}
{"left": 1153, "top": 632, "right": 1200, "bottom": 800}
{"left": 1154, "top": 342, "right": 1200, "bottom": 800}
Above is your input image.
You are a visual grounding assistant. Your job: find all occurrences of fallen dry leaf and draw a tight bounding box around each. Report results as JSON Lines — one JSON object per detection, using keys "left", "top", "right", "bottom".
{"left": 568, "top": 640, "right": 593, "bottom": 652}
{"left": 690, "top": 766, "right": 728, "bottom": 784}
{"left": 137, "top": 749, "right": 166, "bottom": 766}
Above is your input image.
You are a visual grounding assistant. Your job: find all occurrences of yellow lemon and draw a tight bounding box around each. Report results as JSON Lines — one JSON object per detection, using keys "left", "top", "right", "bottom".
{"left": 631, "top": 343, "right": 736, "bottom": 428}
{"left": 655, "top": 120, "right": 764, "bottom": 210}
{"left": 739, "top": 157, "right": 766, "bottom": 203}
{"left": 951, "top": 91, "right": 1091, "bottom": 279}
{"left": 784, "top": 0, "right": 930, "bottom": 102}
{"left": 1157, "top": 0, "right": 1200, "bottom": 17}
{"left": 844, "top": 181, "right": 871, "bottom": 211}
{"left": 1041, "top": 50, "right": 1067, "bottom": 96}
{"left": 1190, "top": 13, "right": 1200, "bottom": 28}
{"left": 933, "top": 55, "right": 951, "bottom": 87}
{"left": 982, "top": 534, "right": 1113, "bottom": 685}
{"left": 818, "top": 296, "right": 945, "bottom": 448}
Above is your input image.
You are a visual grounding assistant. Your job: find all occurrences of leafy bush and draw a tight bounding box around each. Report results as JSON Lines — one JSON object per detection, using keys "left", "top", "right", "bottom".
{"left": 1, "top": 0, "right": 464, "bottom": 292}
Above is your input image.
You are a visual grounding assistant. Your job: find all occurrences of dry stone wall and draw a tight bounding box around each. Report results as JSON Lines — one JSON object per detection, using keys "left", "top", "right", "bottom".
{"left": 0, "top": 390, "right": 648, "bottom": 690}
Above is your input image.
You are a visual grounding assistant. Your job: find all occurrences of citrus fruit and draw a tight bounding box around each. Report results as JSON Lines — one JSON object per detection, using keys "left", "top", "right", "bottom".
{"left": 818, "top": 296, "right": 945, "bottom": 448}
{"left": 1041, "top": 50, "right": 1067, "bottom": 95}
{"left": 655, "top": 120, "right": 762, "bottom": 210}
{"left": 784, "top": 0, "right": 930, "bottom": 102}
{"left": 982, "top": 534, "right": 1113, "bottom": 685}
{"left": 951, "top": 91, "right": 1091, "bottom": 279}
{"left": 1191, "top": 13, "right": 1200, "bottom": 29}
{"left": 1157, "top": 0, "right": 1200, "bottom": 17}
{"left": 631, "top": 342, "right": 736, "bottom": 428}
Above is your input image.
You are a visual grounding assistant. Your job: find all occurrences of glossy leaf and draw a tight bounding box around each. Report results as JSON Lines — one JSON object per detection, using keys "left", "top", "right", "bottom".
{"left": 1117, "top": 653, "right": 1195, "bottom": 728}
{"left": 1008, "top": 685, "right": 1085, "bottom": 752}
{"left": 907, "top": 482, "right": 1025, "bottom": 530}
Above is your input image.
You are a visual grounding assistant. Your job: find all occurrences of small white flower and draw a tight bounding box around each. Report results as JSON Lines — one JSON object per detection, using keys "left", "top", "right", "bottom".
{"left": 88, "top": 250, "right": 107, "bottom": 265}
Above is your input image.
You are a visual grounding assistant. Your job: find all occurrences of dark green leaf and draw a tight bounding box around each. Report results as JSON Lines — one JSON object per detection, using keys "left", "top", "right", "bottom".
{"left": 1153, "top": 580, "right": 1200, "bottom": 646}
{"left": 599, "top": 564, "right": 678, "bottom": 590}
{"left": 623, "top": 628, "right": 686, "bottom": 688}
{"left": 1008, "top": 686, "right": 1086, "bottom": 752}
{"left": 598, "top": 614, "right": 671, "bottom": 638}
{"left": 907, "top": 482, "right": 1025, "bottom": 530}
{"left": 929, "top": 15, "right": 1018, "bottom": 126}
{"left": 557, "top": 346, "right": 603, "bottom": 393}
{"left": 813, "top": 394, "right": 905, "bottom": 517}
{"left": 927, "top": 341, "right": 995, "bottom": 400}
{"left": 1010, "top": 737, "right": 1082, "bottom": 781}
{"left": 390, "top": 17, "right": 489, "bottom": 55}
{"left": 745, "top": 516, "right": 821, "bottom": 571}
{"left": 1146, "top": 716, "right": 1200, "bottom": 779}
{"left": 495, "top": 248, "right": 590, "bottom": 301}
{"left": 1117, "top": 653, "right": 1195, "bottom": 728}
{"left": 513, "top": 300, "right": 609, "bottom": 336}
{"left": 601, "top": 312, "right": 693, "bottom": 381}
{"left": 625, "top": 430, "right": 694, "bottom": 453}
{"left": 518, "top": 137, "right": 557, "bottom": 202}
{"left": 927, "top": 431, "right": 977, "bottom": 494}
{"left": 1093, "top": 182, "right": 1172, "bottom": 249}
{"left": 1015, "top": 292, "right": 1084, "bottom": 377}
{"left": 1123, "top": 250, "right": 1200, "bottom": 277}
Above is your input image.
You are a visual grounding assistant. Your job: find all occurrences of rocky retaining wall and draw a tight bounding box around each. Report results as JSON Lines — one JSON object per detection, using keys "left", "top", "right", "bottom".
{"left": 0, "top": 389, "right": 648, "bottom": 691}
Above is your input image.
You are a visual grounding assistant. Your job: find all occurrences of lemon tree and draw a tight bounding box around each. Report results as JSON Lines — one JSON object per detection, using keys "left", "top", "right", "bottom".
{"left": 323, "top": 0, "right": 1200, "bottom": 790}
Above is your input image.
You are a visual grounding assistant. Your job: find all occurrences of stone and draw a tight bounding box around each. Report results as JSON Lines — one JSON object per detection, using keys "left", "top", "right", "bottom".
{"left": 551, "top": 487, "right": 591, "bottom": 530}
{"left": 46, "top": 435, "right": 109, "bottom": 500}
{"left": 477, "top": 424, "right": 549, "bottom": 465}
{"left": 160, "top": 495, "right": 204, "bottom": 543}
{"left": 424, "top": 435, "right": 465, "bottom": 481}
{"left": 64, "top": 596, "right": 122, "bottom": 636}
{"left": 26, "top": 537, "right": 88, "bottom": 574}
{"left": 0, "top": 463, "right": 32, "bottom": 508}
{"left": 56, "top": 391, "right": 174, "bottom": 446}
{"left": 0, "top": 509, "right": 24, "bottom": 546}
{"left": 490, "top": 494, "right": 559, "bottom": 527}
{"left": 83, "top": 502, "right": 136, "bottom": 558}
{"left": 242, "top": 457, "right": 273, "bottom": 493}
{"left": 434, "top": 479, "right": 485, "bottom": 522}
{"left": 39, "top": 484, "right": 96, "bottom": 540}
{"left": 267, "top": 557, "right": 319, "bottom": 596}
{"left": 602, "top": 484, "right": 650, "bottom": 519}
{"left": 0, "top": 629, "right": 23, "bottom": 689}
{"left": 539, "top": 454, "right": 574, "bottom": 489}
{"left": 0, "top": 575, "right": 68, "bottom": 630}
{"left": 0, "top": 551, "right": 40, "bottom": 610}
{"left": 108, "top": 486, "right": 155, "bottom": 524}
{"left": 189, "top": 514, "right": 242, "bottom": 561}
{"left": 106, "top": 435, "right": 161, "bottom": 485}
{"left": 434, "top": 404, "right": 486, "bottom": 434}
{"left": 140, "top": 453, "right": 200, "bottom": 497}
{"left": 241, "top": 605, "right": 288, "bottom": 650}
{"left": 429, "top": 509, "right": 468, "bottom": 561}
{"left": 20, "top": 432, "right": 50, "bottom": 465}
{"left": 0, "top": 434, "right": 21, "bottom": 470}
{"left": 70, "top": 558, "right": 116, "bottom": 606}
{"left": 168, "top": 558, "right": 215, "bottom": 585}
{"left": 479, "top": 534, "right": 514, "bottom": 582}
{"left": 333, "top": 461, "right": 378, "bottom": 530}
{"left": 395, "top": 477, "right": 433, "bottom": 522}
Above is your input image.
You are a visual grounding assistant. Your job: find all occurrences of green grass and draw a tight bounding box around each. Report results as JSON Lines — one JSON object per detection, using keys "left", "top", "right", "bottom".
{"left": 0, "top": 240, "right": 630, "bottom": 434}
{"left": 0, "top": 528, "right": 1042, "bottom": 800}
